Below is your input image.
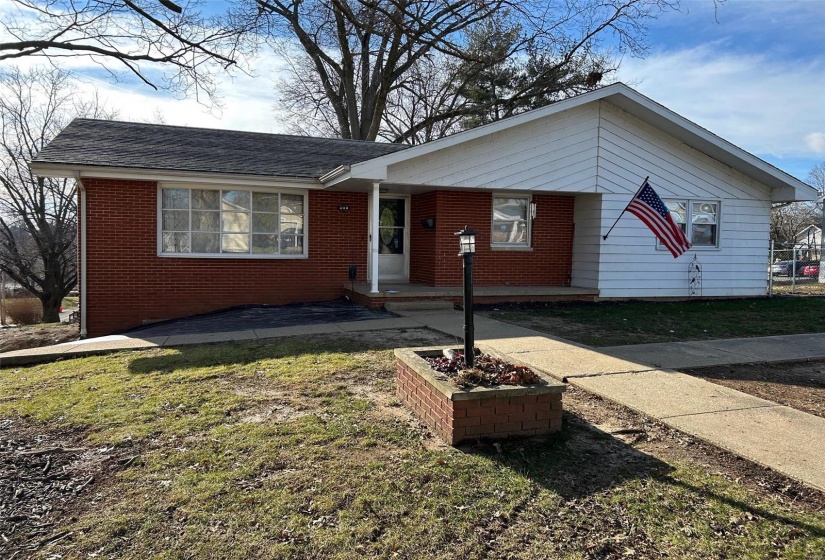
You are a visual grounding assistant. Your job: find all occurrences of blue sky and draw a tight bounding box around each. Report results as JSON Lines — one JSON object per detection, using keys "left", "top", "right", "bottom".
{"left": 2, "top": 0, "right": 823, "bottom": 182}
{"left": 617, "top": 0, "right": 825, "bottom": 181}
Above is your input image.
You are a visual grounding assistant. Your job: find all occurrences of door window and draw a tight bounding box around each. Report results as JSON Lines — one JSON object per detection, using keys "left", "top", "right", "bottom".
{"left": 379, "top": 199, "right": 405, "bottom": 254}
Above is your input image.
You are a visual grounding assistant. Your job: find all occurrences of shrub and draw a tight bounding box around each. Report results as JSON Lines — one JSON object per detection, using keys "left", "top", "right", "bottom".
{"left": 2, "top": 298, "right": 43, "bottom": 325}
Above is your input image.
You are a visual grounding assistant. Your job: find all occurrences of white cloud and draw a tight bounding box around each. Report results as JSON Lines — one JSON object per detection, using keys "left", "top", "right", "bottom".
{"left": 70, "top": 53, "right": 289, "bottom": 134}
{"left": 616, "top": 45, "right": 825, "bottom": 161}
{"left": 805, "top": 132, "right": 825, "bottom": 154}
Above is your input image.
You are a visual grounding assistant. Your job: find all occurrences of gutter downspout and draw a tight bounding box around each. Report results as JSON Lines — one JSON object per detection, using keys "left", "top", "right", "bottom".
{"left": 75, "top": 173, "right": 87, "bottom": 339}
{"left": 371, "top": 182, "right": 380, "bottom": 293}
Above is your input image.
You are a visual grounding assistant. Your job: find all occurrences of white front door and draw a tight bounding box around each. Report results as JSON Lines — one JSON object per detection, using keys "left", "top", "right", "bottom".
{"left": 372, "top": 196, "right": 409, "bottom": 282}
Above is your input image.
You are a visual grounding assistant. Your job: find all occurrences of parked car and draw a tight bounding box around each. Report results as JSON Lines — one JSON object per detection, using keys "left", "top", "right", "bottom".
{"left": 770, "top": 260, "right": 818, "bottom": 277}
{"left": 802, "top": 264, "right": 820, "bottom": 277}
{"left": 771, "top": 261, "right": 792, "bottom": 276}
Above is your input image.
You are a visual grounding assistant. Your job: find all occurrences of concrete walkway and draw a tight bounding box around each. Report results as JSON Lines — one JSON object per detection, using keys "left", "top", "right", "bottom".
{"left": 399, "top": 310, "right": 825, "bottom": 492}
{"left": 2, "top": 308, "right": 824, "bottom": 492}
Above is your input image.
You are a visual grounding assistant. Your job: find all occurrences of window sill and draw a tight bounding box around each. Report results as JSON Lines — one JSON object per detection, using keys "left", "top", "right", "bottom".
{"left": 158, "top": 252, "right": 308, "bottom": 260}
{"left": 656, "top": 246, "right": 721, "bottom": 252}
{"left": 490, "top": 245, "right": 533, "bottom": 252}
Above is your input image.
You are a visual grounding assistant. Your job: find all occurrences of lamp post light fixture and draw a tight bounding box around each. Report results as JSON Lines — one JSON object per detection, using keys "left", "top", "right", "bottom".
{"left": 456, "top": 226, "right": 476, "bottom": 369}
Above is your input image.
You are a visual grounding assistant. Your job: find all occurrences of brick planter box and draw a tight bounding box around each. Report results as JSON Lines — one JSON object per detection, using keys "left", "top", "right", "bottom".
{"left": 394, "top": 346, "right": 567, "bottom": 445}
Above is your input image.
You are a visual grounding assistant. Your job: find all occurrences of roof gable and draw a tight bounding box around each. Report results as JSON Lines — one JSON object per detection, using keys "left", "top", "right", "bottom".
{"left": 333, "top": 83, "right": 816, "bottom": 202}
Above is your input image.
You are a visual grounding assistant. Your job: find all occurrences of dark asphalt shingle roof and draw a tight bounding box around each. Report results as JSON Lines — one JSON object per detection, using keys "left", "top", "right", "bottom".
{"left": 32, "top": 119, "right": 409, "bottom": 179}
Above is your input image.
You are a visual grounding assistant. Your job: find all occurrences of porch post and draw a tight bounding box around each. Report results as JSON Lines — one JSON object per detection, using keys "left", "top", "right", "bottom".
{"left": 370, "top": 182, "right": 380, "bottom": 293}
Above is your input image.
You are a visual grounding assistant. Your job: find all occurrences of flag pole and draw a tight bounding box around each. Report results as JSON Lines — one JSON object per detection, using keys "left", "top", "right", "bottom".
{"left": 602, "top": 176, "right": 649, "bottom": 240}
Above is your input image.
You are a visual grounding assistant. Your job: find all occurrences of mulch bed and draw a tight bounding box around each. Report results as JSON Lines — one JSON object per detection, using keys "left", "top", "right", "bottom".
{"left": 425, "top": 350, "right": 541, "bottom": 387}
{"left": 0, "top": 418, "right": 133, "bottom": 559}
{"left": 683, "top": 359, "right": 825, "bottom": 419}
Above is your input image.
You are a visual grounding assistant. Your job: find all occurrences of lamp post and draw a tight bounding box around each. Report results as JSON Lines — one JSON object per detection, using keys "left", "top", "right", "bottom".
{"left": 456, "top": 226, "right": 476, "bottom": 369}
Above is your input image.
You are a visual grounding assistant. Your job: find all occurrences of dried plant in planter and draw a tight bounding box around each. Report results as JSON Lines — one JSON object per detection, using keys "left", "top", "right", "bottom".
{"left": 426, "top": 351, "right": 541, "bottom": 387}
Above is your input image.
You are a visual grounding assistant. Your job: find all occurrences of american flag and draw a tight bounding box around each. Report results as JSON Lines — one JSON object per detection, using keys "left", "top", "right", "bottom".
{"left": 627, "top": 182, "right": 691, "bottom": 258}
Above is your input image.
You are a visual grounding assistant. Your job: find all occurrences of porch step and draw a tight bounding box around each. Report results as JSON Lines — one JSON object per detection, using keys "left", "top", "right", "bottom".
{"left": 384, "top": 301, "right": 456, "bottom": 313}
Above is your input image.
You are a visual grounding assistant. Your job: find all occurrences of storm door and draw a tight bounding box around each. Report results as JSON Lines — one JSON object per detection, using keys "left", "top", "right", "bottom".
{"left": 376, "top": 197, "right": 409, "bottom": 281}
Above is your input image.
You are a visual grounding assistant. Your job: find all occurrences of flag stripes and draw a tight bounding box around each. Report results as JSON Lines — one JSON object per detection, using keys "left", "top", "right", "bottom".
{"left": 625, "top": 182, "right": 691, "bottom": 258}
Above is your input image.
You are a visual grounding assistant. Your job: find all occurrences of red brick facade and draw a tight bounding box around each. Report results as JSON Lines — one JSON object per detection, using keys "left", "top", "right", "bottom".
{"left": 82, "top": 178, "right": 370, "bottom": 336}
{"left": 410, "top": 191, "right": 575, "bottom": 286}
{"left": 81, "top": 180, "right": 575, "bottom": 336}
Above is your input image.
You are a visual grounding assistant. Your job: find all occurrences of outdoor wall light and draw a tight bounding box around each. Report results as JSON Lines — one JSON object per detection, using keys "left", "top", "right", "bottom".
{"left": 338, "top": 204, "right": 350, "bottom": 212}
{"left": 421, "top": 217, "right": 435, "bottom": 229}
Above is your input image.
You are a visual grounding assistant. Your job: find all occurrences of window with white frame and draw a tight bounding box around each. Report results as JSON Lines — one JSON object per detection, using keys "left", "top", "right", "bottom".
{"left": 491, "top": 195, "right": 531, "bottom": 247}
{"left": 160, "top": 187, "right": 306, "bottom": 257}
{"left": 665, "top": 199, "right": 719, "bottom": 248}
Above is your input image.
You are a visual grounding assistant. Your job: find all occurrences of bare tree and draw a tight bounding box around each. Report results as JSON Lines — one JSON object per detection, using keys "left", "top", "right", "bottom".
{"left": 0, "top": 66, "right": 114, "bottom": 323}
{"left": 808, "top": 162, "right": 825, "bottom": 195}
{"left": 771, "top": 202, "right": 819, "bottom": 247}
{"left": 0, "top": 0, "right": 256, "bottom": 102}
{"left": 257, "top": 0, "right": 676, "bottom": 142}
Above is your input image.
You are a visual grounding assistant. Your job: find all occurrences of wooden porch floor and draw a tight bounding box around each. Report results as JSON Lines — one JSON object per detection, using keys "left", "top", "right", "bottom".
{"left": 344, "top": 283, "right": 599, "bottom": 308}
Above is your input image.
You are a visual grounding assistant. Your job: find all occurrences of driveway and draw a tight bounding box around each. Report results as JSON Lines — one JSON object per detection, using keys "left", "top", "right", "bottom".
{"left": 125, "top": 300, "right": 394, "bottom": 337}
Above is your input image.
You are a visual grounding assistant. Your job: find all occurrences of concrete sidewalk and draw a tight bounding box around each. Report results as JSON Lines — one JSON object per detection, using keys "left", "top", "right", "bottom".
{"left": 2, "top": 308, "right": 825, "bottom": 492}
{"left": 599, "top": 333, "right": 825, "bottom": 369}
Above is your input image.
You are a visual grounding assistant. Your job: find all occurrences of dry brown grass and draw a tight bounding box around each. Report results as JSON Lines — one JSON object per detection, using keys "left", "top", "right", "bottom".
{"left": 2, "top": 297, "right": 42, "bottom": 325}
{"left": 771, "top": 282, "right": 825, "bottom": 296}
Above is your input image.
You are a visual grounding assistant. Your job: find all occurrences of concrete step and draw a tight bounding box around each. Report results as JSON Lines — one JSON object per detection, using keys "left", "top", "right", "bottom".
{"left": 384, "top": 301, "right": 456, "bottom": 313}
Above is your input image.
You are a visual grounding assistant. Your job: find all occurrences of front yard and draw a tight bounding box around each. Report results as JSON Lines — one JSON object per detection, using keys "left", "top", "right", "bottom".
{"left": 483, "top": 298, "right": 825, "bottom": 347}
{"left": 1, "top": 329, "right": 824, "bottom": 559}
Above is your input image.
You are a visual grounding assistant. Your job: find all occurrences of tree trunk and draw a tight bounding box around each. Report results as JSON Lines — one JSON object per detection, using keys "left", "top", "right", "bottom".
{"left": 41, "top": 295, "right": 62, "bottom": 323}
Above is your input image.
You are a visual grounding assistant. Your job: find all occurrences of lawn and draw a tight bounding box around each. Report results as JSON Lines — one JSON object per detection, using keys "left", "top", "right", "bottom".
{"left": 483, "top": 297, "right": 825, "bottom": 347}
{"left": 1, "top": 329, "right": 824, "bottom": 559}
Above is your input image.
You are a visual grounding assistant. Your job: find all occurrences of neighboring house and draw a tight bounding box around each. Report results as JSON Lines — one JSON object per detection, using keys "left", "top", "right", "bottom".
{"left": 794, "top": 225, "right": 822, "bottom": 258}
{"left": 30, "top": 83, "right": 817, "bottom": 337}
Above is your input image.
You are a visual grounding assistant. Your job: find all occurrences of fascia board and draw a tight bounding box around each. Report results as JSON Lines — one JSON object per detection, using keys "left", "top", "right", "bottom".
{"left": 28, "top": 163, "right": 324, "bottom": 189}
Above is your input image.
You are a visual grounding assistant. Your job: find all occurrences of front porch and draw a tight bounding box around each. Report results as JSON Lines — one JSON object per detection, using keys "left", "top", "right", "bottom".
{"left": 345, "top": 283, "right": 599, "bottom": 308}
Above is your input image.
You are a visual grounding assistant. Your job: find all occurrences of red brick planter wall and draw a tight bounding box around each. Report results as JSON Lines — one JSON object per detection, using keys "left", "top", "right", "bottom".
{"left": 395, "top": 347, "right": 565, "bottom": 445}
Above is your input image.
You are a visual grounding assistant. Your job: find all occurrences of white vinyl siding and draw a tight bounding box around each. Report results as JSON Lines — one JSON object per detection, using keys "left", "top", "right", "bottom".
{"left": 571, "top": 194, "right": 602, "bottom": 289}
{"left": 384, "top": 104, "right": 601, "bottom": 192}
{"left": 593, "top": 100, "right": 771, "bottom": 297}
{"left": 159, "top": 186, "right": 308, "bottom": 259}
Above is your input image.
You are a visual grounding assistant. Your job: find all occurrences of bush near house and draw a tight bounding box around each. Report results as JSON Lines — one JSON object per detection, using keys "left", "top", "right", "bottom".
{"left": 2, "top": 297, "right": 43, "bottom": 325}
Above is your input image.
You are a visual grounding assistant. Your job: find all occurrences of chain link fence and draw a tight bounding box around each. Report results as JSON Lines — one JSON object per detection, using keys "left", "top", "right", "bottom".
{"left": 768, "top": 241, "right": 825, "bottom": 295}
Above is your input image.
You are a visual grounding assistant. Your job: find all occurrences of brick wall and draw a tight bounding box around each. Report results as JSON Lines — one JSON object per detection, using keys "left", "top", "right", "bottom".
{"left": 409, "top": 191, "right": 438, "bottom": 285}
{"left": 81, "top": 181, "right": 575, "bottom": 336}
{"left": 409, "top": 191, "right": 575, "bottom": 286}
{"left": 81, "top": 178, "right": 369, "bottom": 336}
{"left": 396, "top": 357, "right": 563, "bottom": 445}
